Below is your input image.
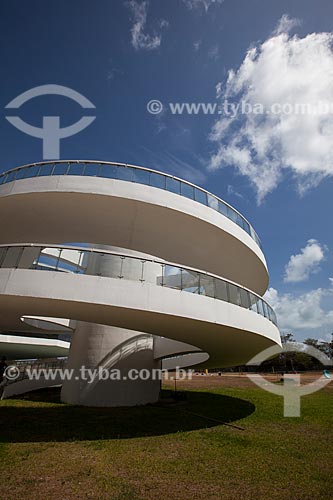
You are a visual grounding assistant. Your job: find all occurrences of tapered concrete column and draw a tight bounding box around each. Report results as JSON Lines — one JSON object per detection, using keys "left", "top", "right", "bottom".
{"left": 61, "top": 322, "right": 161, "bottom": 407}
{"left": 61, "top": 246, "right": 162, "bottom": 407}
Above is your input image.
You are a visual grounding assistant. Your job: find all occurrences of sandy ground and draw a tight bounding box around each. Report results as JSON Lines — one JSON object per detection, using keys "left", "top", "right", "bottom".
{"left": 162, "top": 371, "right": 333, "bottom": 390}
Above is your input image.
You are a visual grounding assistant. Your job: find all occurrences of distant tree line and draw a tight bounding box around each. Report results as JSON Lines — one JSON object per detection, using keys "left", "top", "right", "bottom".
{"left": 213, "top": 333, "right": 333, "bottom": 373}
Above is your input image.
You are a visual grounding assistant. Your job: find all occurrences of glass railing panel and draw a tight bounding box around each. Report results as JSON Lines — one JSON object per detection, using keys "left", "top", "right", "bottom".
{"left": 18, "top": 247, "right": 41, "bottom": 269}
{"left": 94, "top": 253, "right": 122, "bottom": 278}
{"left": 262, "top": 301, "right": 270, "bottom": 319}
{"left": 68, "top": 163, "right": 85, "bottom": 176}
{"left": 240, "top": 288, "right": 250, "bottom": 309}
{"left": 227, "top": 206, "right": 238, "bottom": 223}
{"left": 99, "top": 164, "right": 118, "bottom": 179}
{"left": 133, "top": 168, "right": 150, "bottom": 186}
{"left": 194, "top": 188, "right": 207, "bottom": 205}
{"left": 37, "top": 252, "right": 60, "bottom": 271}
{"left": 15, "top": 168, "right": 29, "bottom": 180}
{"left": 236, "top": 213, "right": 244, "bottom": 229}
{"left": 257, "top": 298, "right": 265, "bottom": 316}
{"left": 271, "top": 309, "right": 277, "bottom": 325}
{"left": 143, "top": 261, "right": 164, "bottom": 285}
{"left": 57, "top": 249, "right": 84, "bottom": 268}
{"left": 242, "top": 219, "right": 251, "bottom": 235}
{"left": 181, "top": 269, "right": 200, "bottom": 293}
{"left": 215, "top": 279, "right": 228, "bottom": 302}
{"left": 266, "top": 305, "right": 274, "bottom": 323}
{"left": 166, "top": 177, "right": 181, "bottom": 195}
{"left": 38, "top": 164, "right": 54, "bottom": 177}
{"left": 163, "top": 264, "right": 182, "bottom": 289}
{"left": 249, "top": 292, "right": 258, "bottom": 313}
{"left": 1, "top": 246, "right": 23, "bottom": 268}
{"left": 207, "top": 193, "right": 219, "bottom": 211}
{"left": 199, "top": 274, "right": 215, "bottom": 298}
{"left": 218, "top": 200, "right": 228, "bottom": 217}
{"left": 118, "top": 166, "right": 134, "bottom": 182}
{"left": 229, "top": 283, "right": 241, "bottom": 306}
{"left": 6, "top": 171, "right": 16, "bottom": 183}
{"left": 84, "top": 163, "right": 100, "bottom": 177}
{"left": 150, "top": 172, "right": 166, "bottom": 189}
{"left": 0, "top": 247, "right": 8, "bottom": 266}
{"left": 25, "top": 165, "right": 40, "bottom": 178}
{"left": 52, "top": 163, "right": 68, "bottom": 175}
{"left": 180, "top": 182, "right": 194, "bottom": 200}
{"left": 121, "top": 256, "right": 143, "bottom": 281}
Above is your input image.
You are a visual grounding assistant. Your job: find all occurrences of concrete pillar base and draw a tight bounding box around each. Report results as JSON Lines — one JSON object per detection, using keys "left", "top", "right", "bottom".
{"left": 61, "top": 322, "right": 161, "bottom": 407}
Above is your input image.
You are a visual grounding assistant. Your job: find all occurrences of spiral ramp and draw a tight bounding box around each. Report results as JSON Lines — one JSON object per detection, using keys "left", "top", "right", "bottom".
{"left": 0, "top": 161, "right": 281, "bottom": 406}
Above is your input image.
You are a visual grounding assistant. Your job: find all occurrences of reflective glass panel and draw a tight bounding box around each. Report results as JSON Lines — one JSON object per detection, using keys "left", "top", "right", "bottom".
{"left": 180, "top": 182, "right": 194, "bottom": 200}
{"left": 163, "top": 265, "right": 182, "bottom": 289}
{"left": 240, "top": 288, "right": 250, "bottom": 309}
{"left": 68, "top": 163, "right": 85, "bottom": 176}
{"left": 215, "top": 280, "right": 228, "bottom": 302}
{"left": 229, "top": 284, "right": 241, "bottom": 305}
{"left": 166, "top": 177, "right": 181, "bottom": 194}
{"left": 150, "top": 172, "right": 166, "bottom": 189}
{"left": 99, "top": 164, "right": 118, "bottom": 179}
{"left": 121, "top": 256, "right": 143, "bottom": 281}
{"left": 133, "top": 169, "right": 150, "bottom": 185}
{"left": 218, "top": 200, "right": 228, "bottom": 217}
{"left": 118, "top": 166, "right": 134, "bottom": 182}
{"left": 194, "top": 188, "right": 207, "bottom": 205}
{"left": 181, "top": 269, "right": 199, "bottom": 293}
{"left": 207, "top": 194, "right": 219, "bottom": 211}
{"left": 84, "top": 163, "right": 100, "bottom": 176}
{"left": 53, "top": 163, "right": 68, "bottom": 175}
{"left": 200, "top": 275, "right": 215, "bottom": 297}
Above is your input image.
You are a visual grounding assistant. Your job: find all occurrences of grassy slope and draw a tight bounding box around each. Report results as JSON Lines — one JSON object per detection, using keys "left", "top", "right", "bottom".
{"left": 0, "top": 385, "right": 332, "bottom": 500}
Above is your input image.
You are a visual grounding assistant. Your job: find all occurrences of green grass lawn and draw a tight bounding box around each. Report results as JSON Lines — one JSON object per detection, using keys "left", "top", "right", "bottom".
{"left": 0, "top": 382, "right": 332, "bottom": 500}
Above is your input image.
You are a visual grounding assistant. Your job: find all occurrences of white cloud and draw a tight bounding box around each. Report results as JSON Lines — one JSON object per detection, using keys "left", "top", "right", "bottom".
{"left": 142, "top": 147, "right": 207, "bottom": 184}
{"left": 329, "top": 277, "right": 333, "bottom": 286}
{"left": 284, "top": 239, "right": 326, "bottom": 283}
{"left": 208, "top": 15, "right": 333, "bottom": 202}
{"left": 182, "top": 0, "right": 224, "bottom": 12}
{"left": 227, "top": 184, "right": 244, "bottom": 200}
{"left": 274, "top": 14, "right": 301, "bottom": 35}
{"left": 127, "top": 1, "right": 167, "bottom": 51}
{"left": 264, "top": 286, "right": 333, "bottom": 333}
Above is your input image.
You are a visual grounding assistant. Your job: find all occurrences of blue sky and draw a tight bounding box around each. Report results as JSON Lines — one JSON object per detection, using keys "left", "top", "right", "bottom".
{"left": 1, "top": 0, "right": 333, "bottom": 341}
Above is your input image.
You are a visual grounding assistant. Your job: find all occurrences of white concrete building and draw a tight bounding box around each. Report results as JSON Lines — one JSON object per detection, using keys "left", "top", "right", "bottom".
{"left": 0, "top": 160, "right": 281, "bottom": 406}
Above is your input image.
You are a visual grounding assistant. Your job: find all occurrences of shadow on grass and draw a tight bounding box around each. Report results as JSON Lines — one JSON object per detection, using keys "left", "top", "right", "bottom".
{"left": 0, "top": 388, "right": 255, "bottom": 443}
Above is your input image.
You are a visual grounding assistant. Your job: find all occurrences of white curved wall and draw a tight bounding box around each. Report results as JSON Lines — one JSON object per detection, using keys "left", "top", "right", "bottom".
{"left": 0, "top": 268, "right": 280, "bottom": 367}
{"left": 0, "top": 176, "right": 268, "bottom": 294}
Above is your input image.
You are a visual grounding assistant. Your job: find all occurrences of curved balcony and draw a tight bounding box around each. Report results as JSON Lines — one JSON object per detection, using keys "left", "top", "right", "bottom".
{"left": 0, "top": 160, "right": 262, "bottom": 248}
{"left": 0, "top": 244, "right": 277, "bottom": 326}
{"left": 0, "top": 244, "right": 280, "bottom": 369}
{"left": 0, "top": 161, "right": 268, "bottom": 294}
